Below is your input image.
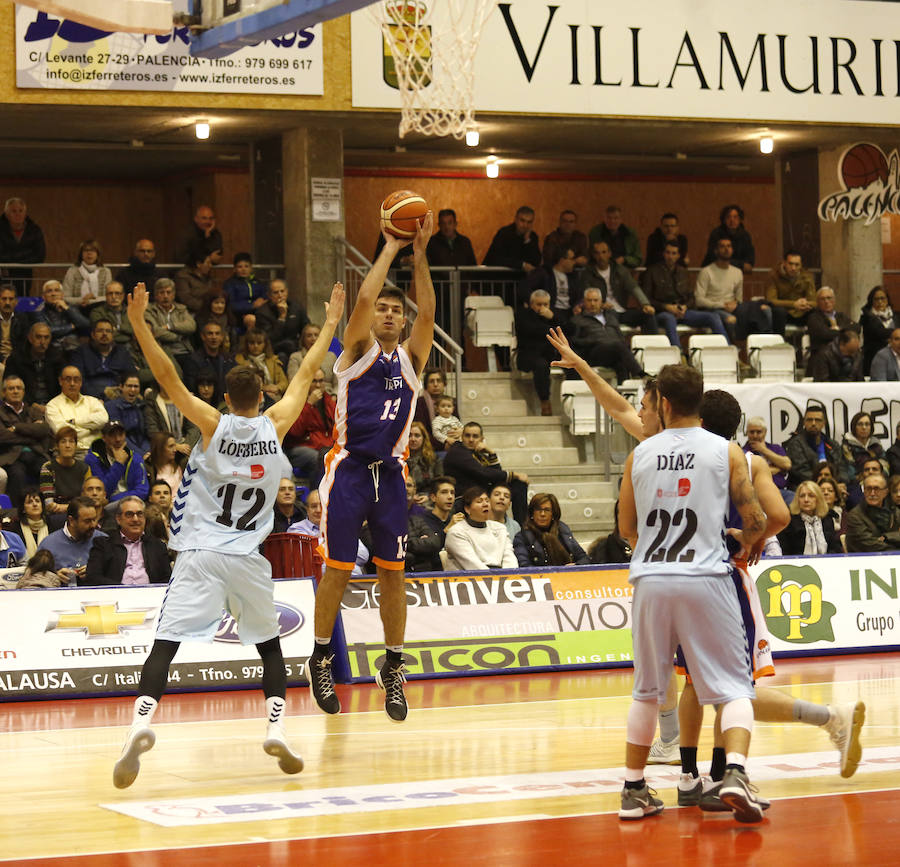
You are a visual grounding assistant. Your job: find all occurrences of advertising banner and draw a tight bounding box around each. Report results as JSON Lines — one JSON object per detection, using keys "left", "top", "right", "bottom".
{"left": 0, "top": 578, "right": 316, "bottom": 701}
{"left": 351, "top": 0, "right": 898, "bottom": 126}
{"left": 14, "top": 2, "right": 323, "bottom": 94}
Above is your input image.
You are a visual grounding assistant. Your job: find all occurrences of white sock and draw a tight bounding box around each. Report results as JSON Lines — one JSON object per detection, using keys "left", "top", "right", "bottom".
{"left": 266, "top": 696, "right": 286, "bottom": 729}
{"left": 132, "top": 696, "right": 158, "bottom": 728}
{"left": 725, "top": 751, "right": 747, "bottom": 767}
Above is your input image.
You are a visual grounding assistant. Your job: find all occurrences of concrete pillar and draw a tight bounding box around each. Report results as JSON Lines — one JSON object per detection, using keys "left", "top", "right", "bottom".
{"left": 818, "top": 145, "right": 883, "bottom": 317}
{"left": 282, "top": 127, "right": 345, "bottom": 317}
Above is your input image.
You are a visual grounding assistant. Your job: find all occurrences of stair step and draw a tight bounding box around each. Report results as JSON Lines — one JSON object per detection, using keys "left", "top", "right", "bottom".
{"left": 461, "top": 397, "right": 534, "bottom": 418}
{"left": 496, "top": 445, "right": 582, "bottom": 467}
{"left": 488, "top": 429, "right": 578, "bottom": 449}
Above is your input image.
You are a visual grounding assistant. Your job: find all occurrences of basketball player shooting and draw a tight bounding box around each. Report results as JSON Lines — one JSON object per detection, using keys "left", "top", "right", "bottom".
{"left": 112, "top": 279, "right": 345, "bottom": 789}
{"left": 307, "top": 208, "right": 435, "bottom": 722}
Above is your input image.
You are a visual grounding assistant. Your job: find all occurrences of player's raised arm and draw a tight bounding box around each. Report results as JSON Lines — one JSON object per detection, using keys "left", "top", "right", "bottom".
{"left": 267, "top": 282, "right": 345, "bottom": 440}
{"left": 618, "top": 451, "right": 638, "bottom": 549}
{"left": 727, "top": 441, "right": 767, "bottom": 551}
{"left": 127, "top": 282, "right": 219, "bottom": 444}
{"left": 341, "top": 230, "right": 405, "bottom": 364}
{"left": 547, "top": 327, "right": 644, "bottom": 440}
{"left": 405, "top": 210, "right": 435, "bottom": 376}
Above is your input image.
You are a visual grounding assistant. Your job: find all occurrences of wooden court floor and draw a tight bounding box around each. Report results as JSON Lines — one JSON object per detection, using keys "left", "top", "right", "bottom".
{"left": 1, "top": 654, "right": 898, "bottom": 866}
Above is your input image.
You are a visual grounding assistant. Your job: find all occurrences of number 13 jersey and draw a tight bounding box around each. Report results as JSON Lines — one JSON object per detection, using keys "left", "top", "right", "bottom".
{"left": 629, "top": 426, "right": 731, "bottom": 582}
{"left": 169, "top": 413, "right": 291, "bottom": 554}
{"left": 331, "top": 343, "right": 418, "bottom": 464}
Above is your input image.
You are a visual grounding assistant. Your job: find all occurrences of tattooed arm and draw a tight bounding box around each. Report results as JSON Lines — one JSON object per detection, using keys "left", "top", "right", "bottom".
{"left": 728, "top": 442, "right": 767, "bottom": 551}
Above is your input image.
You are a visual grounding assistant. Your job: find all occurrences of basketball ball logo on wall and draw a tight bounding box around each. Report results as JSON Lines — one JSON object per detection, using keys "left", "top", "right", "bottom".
{"left": 818, "top": 142, "right": 900, "bottom": 225}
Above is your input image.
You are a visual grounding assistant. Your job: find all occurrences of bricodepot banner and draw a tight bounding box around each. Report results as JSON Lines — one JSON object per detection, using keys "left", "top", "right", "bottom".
{"left": 0, "top": 578, "right": 316, "bottom": 701}
{"left": 14, "top": 2, "right": 323, "bottom": 94}
{"left": 340, "top": 555, "right": 900, "bottom": 681}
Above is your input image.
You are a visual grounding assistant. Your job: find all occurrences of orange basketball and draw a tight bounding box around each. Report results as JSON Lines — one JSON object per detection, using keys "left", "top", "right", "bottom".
{"left": 380, "top": 190, "right": 428, "bottom": 238}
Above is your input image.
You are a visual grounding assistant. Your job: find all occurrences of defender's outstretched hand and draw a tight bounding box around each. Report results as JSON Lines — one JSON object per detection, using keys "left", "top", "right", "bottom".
{"left": 127, "top": 282, "right": 150, "bottom": 327}
{"left": 325, "top": 282, "right": 345, "bottom": 327}
{"left": 413, "top": 210, "right": 434, "bottom": 254}
{"left": 547, "top": 327, "right": 582, "bottom": 369}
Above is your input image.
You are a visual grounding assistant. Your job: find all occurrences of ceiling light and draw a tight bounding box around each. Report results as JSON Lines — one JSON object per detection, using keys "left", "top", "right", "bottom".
{"left": 195, "top": 120, "right": 210, "bottom": 140}
{"left": 485, "top": 156, "right": 499, "bottom": 178}
{"left": 759, "top": 135, "right": 774, "bottom": 154}
{"left": 466, "top": 128, "right": 480, "bottom": 147}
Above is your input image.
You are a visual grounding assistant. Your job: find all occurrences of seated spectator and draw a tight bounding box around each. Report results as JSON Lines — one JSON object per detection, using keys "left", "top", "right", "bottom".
{"left": 432, "top": 394, "right": 464, "bottom": 442}
{"left": 743, "top": 416, "right": 791, "bottom": 491}
{"left": 819, "top": 477, "right": 848, "bottom": 536}
{"left": 860, "top": 286, "right": 900, "bottom": 375}
{"left": 83, "top": 496, "right": 171, "bottom": 586}
{"left": 808, "top": 328, "right": 863, "bottom": 382}
{"left": 223, "top": 252, "right": 268, "bottom": 329}
{"left": 846, "top": 458, "right": 889, "bottom": 510}
{"left": 842, "top": 411, "right": 888, "bottom": 480}
{"left": 85, "top": 420, "right": 149, "bottom": 504}
{"left": 806, "top": 286, "right": 856, "bottom": 356}
{"left": 489, "top": 483, "right": 520, "bottom": 542}
{"left": 412, "top": 367, "right": 459, "bottom": 450}
{"left": 147, "top": 479, "right": 173, "bottom": 522}
{"left": 513, "top": 492, "right": 588, "bottom": 567}
{"left": 143, "top": 503, "right": 170, "bottom": 546}
{"left": 116, "top": 239, "right": 165, "bottom": 294}
{"left": 70, "top": 318, "right": 138, "bottom": 399}
{"left": 175, "top": 205, "right": 223, "bottom": 267}
{"left": 444, "top": 486, "right": 517, "bottom": 571}
{"left": 284, "top": 369, "right": 334, "bottom": 485}
{"left": 645, "top": 212, "right": 689, "bottom": 268}
{"left": 543, "top": 210, "right": 588, "bottom": 266}
{"left": 254, "top": 278, "right": 309, "bottom": 362}
{"left": 39, "top": 426, "right": 91, "bottom": 523}
{"left": 45, "top": 366, "right": 109, "bottom": 457}
{"left": 845, "top": 473, "right": 900, "bottom": 552}
{"left": 36, "top": 279, "right": 90, "bottom": 353}
{"left": 701, "top": 204, "right": 755, "bottom": 273}
{"left": 588, "top": 205, "right": 642, "bottom": 267}
{"left": 0, "top": 284, "right": 35, "bottom": 365}
{"left": 143, "top": 383, "right": 200, "bottom": 454}
{"left": 36, "top": 496, "right": 105, "bottom": 585}
{"left": 407, "top": 421, "right": 443, "bottom": 501}
{"left": 195, "top": 291, "right": 237, "bottom": 354}
{"left": 784, "top": 404, "right": 848, "bottom": 488}
{"left": 483, "top": 206, "right": 541, "bottom": 272}
{"left": 62, "top": 240, "right": 111, "bottom": 311}
{"left": 0, "top": 196, "right": 45, "bottom": 288}
{"left": 565, "top": 288, "right": 644, "bottom": 382}
{"left": 891, "top": 474, "right": 900, "bottom": 508}
{"left": 765, "top": 249, "right": 816, "bottom": 337}
{"left": 0, "top": 375, "right": 52, "bottom": 500}
{"left": 4, "top": 321, "right": 63, "bottom": 410}
{"left": 272, "top": 478, "right": 306, "bottom": 534}
{"left": 104, "top": 373, "right": 149, "bottom": 455}
{"left": 0, "top": 523, "right": 26, "bottom": 569}
{"left": 870, "top": 325, "right": 900, "bottom": 382}
{"left": 144, "top": 278, "right": 196, "bottom": 361}
{"left": 776, "top": 481, "right": 842, "bottom": 555}
{"left": 287, "top": 322, "right": 338, "bottom": 395}
{"left": 519, "top": 243, "right": 580, "bottom": 322}
{"left": 90, "top": 281, "right": 135, "bottom": 352}
{"left": 16, "top": 549, "right": 64, "bottom": 589}
{"left": 444, "top": 422, "right": 529, "bottom": 523}
{"left": 426, "top": 208, "right": 478, "bottom": 266}
{"left": 174, "top": 252, "right": 216, "bottom": 315}
{"left": 9, "top": 487, "right": 50, "bottom": 558}
{"left": 421, "top": 475, "right": 462, "bottom": 541}
{"left": 81, "top": 475, "right": 118, "bottom": 534}
{"left": 577, "top": 241, "right": 657, "bottom": 335}
{"left": 887, "top": 421, "right": 900, "bottom": 477}
{"left": 234, "top": 329, "right": 288, "bottom": 403}
{"left": 145, "top": 431, "right": 185, "bottom": 492}
{"left": 181, "top": 321, "right": 236, "bottom": 404}
{"left": 406, "top": 476, "right": 443, "bottom": 572}
{"left": 642, "top": 241, "right": 727, "bottom": 346}
{"left": 588, "top": 501, "right": 633, "bottom": 564}
{"left": 287, "top": 489, "right": 368, "bottom": 575}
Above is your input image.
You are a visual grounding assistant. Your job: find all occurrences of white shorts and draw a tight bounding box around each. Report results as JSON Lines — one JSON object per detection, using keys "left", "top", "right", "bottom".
{"left": 631, "top": 573, "right": 755, "bottom": 706}
{"left": 156, "top": 549, "right": 279, "bottom": 646}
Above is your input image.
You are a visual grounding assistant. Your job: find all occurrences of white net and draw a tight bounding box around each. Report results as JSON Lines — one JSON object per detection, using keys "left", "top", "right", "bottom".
{"left": 372, "top": 0, "right": 493, "bottom": 140}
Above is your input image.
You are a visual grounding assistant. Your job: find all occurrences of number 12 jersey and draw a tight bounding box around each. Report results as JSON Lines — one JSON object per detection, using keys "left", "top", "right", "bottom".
{"left": 169, "top": 413, "right": 291, "bottom": 554}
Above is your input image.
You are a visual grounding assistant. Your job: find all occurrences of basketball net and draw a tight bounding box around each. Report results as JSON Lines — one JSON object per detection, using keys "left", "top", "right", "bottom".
{"left": 372, "top": 0, "right": 493, "bottom": 140}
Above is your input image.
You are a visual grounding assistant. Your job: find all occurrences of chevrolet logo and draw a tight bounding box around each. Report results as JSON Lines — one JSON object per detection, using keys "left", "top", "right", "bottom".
{"left": 46, "top": 602, "right": 156, "bottom": 637}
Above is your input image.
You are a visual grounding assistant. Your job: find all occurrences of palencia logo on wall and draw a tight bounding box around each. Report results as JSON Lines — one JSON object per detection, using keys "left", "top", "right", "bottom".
{"left": 818, "top": 143, "right": 900, "bottom": 225}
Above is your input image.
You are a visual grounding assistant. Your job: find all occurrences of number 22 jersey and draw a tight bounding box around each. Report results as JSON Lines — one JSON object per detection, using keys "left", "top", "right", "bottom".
{"left": 169, "top": 413, "right": 291, "bottom": 554}
{"left": 629, "top": 426, "right": 731, "bottom": 582}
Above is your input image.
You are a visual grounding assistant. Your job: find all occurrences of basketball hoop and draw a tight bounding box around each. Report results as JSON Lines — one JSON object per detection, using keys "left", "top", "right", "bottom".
{"left": 372, "top": 0, "right": 493, "bottom": 140}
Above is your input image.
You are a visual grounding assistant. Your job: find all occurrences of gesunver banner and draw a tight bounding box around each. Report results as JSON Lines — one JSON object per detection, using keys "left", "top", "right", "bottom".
{"left": 14, "top": 1, "right": 323, "bottom": 94}
{"left": 0, "top": 578, "right": 316, "bottom": 700}
{"left": 351, "top": 0, "right": 900, "bottom": 126}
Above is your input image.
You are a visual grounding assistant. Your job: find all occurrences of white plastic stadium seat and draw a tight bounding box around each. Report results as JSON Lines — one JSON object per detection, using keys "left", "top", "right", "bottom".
{"left": 755, "top": 344, "right": 797, "bottom": 382}
{"left": 561, "top": 380, "right": 600, "bottom": 436}
{"left": 687, "top": 333, "right": 729, "bottom": 368}
{"left": 464, "top": 293, "right": 504, "bottom": 330}
{"left": 630, "top": 334, "right": 671, "bottom": 351}
{"left": 639, "top": 345, "right": 682, "bottom": 376}
{"left": 470, "top": 304, "right": 516, "bottom": 373}
{"left": 696, "top": 345, "right": 740, "bottom": 382}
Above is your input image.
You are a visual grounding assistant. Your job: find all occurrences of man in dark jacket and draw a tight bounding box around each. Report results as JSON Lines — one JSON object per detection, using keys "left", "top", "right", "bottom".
{"left": 254, "top": 278, "right": 309, "bottom": 360}
{"left": 83, "top": 496, "right": 171, "bottom": 586}
{"left": 806, "top": 286, "right": 856, "bottom": 355}
{"left": 0, "top": 283, "right": 35, "bottom": 364}
{"left": 116, "top": 239, "right": 165, "bottom": 293}
{"left": 0, "top": 375, "right": 52, "bottom": 499}
{"left": 175, "top": 205, "right": 224, "bottom": 267}
{"left": 84, "top": 420, "right": 149, "bottom": 504}
{"left": 271, "top": 478, "right": 307, "bottom": 534}
{"left": 887, "top": 422, "right": 900, "bottom": 477}
{"left": 845, "top": 474, "right": 900, "bottom": 552}
{"left": 483, "top": 206, "right": 541, "bottom": 271}
{"left": 701, "top": 204, "right": 755, "bottom": 273}
{"left": 0, "top": 197, "right": 45, "bottom": 289}
{"left": 406, "top": 476, "right": 443, "bottom": 572}
{"left": 181, "top": 321, "right": 236, "bottom": 403}
{"left": 70, "top": 318, "right": 138, "bottom": 399}
{"left": 784, "top": 404, "right": 849, "bottom": 488}
{"left": 514, "top": 289, "right": 561, "bottom": 416}
{"left": 3, "top": 321, "right": 63, "bottom": 409}
{"left": 566, "top": 288, "right": 643, "bottom": 382}
{"left": 426, "top": 209, "right": 477, "bottom": 266}
{"left": 808, "top": 330, "right": 864, "bottom": 382}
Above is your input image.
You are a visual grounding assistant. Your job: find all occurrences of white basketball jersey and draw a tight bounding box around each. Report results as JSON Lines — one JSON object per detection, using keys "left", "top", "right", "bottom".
{"left": 169, "top": 413, "right": 291, "bottom": 555}
{"left": 629, "top": 426, "right": 731, "bottom": 582}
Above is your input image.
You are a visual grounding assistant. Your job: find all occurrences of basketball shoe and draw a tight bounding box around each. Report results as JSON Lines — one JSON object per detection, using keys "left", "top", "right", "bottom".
{"left": 263, "top": 723, "right": 304, "bottom": 774}
{"left": 824, "top": 701, "right": 866, "bottom": 778}
{"left": 619, "top": 783, "right": 664, "bottom": 820}
{"left": 719, "top": 768, "right": 765, "bottom": 823}
{"left": 376, "top": 659, "right": 409, "bottom": 722}
{"left": 306, "top": 651, "right": 340, "bottom": 715}
{"left": 647, "top": 736, "right": 680, "bottom": 765}
{"left": 113, "top": 725, "right": 156, "bottom": 789}
{"left": 700, "top": 779, "right": 770, "bottom": 813}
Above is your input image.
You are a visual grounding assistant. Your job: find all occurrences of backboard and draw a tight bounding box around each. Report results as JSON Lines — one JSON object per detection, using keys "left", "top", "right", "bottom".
{"left": 191, "top": 0, "right": 373, "bottom": 58}
{"left": 13, "top": 0, "right": 173, "bottom": 33}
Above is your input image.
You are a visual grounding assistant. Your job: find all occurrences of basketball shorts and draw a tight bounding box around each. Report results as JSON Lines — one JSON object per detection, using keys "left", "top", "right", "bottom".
{"left": 155, "top": 549, "right": 279, "bottom": 646}
{"left": 674, "top": 562, "right": 775, "bottom": 682}
{"left": 319, "top": 450, "right": 408, "bottom": 571}
{"left": 631, "top": 571, "right": 755, "bottom": 706}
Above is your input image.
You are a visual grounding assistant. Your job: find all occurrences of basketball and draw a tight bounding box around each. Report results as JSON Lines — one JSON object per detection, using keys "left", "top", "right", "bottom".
{"left": 840, "top": 143, "right": 889, "bottom": 189}
{"left": 380, "top": 190, "right": 428, "bottom": 238}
